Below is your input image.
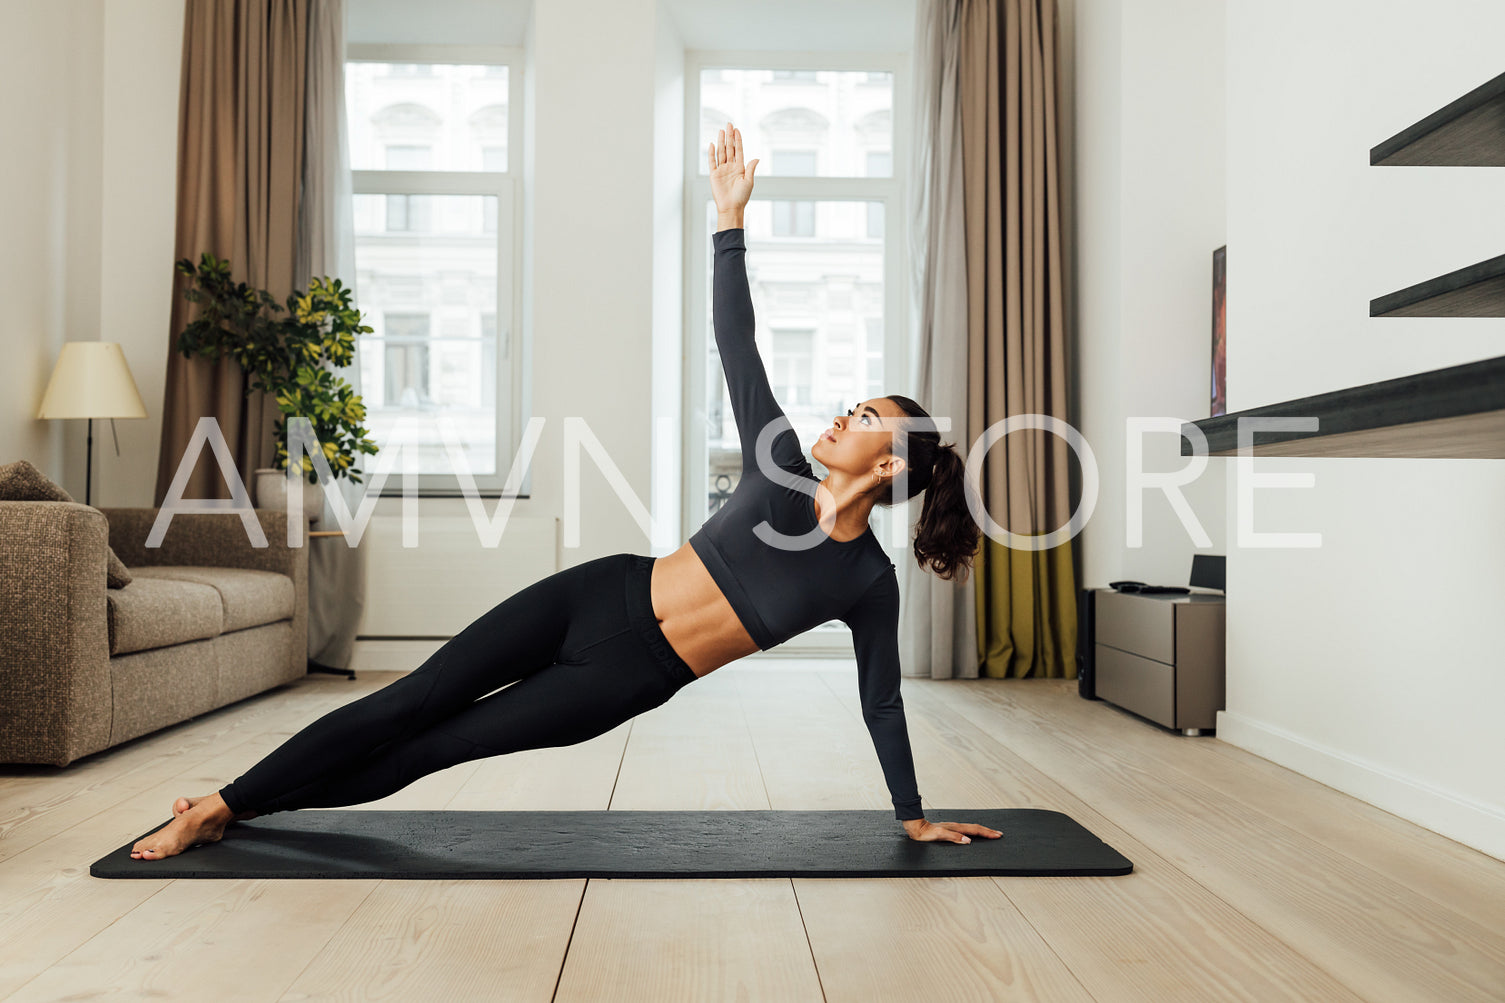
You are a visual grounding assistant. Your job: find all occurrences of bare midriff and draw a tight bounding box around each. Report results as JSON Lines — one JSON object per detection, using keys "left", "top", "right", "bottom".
{"left": 649, "top": 542, "right": 761, "bottom": 679}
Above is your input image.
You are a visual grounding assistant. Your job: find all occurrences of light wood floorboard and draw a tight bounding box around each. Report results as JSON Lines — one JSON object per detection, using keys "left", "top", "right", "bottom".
{"left": 820, "top": 672, "right": 1368, "bottom": 1003}
{"left": 909, "top": 678, "right": 1505, "bottom": 1003}
{"left": 1, "top": 671, "right": 1501, "bottom": 1002}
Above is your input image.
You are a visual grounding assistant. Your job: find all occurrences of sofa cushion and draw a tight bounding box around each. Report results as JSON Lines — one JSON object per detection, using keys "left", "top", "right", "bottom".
{"left": 106, "top": 577, "right": 223, "bottom": 655}
{"left": 128, "top": 565, "right": 295, "bottom": 633}
{"left": 0, "top": 459, "right": 132, "bottom": 588}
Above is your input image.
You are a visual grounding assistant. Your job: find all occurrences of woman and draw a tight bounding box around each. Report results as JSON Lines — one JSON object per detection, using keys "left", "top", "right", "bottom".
{"left": 131, "top": 122, "right": 1000, "bottom": 860}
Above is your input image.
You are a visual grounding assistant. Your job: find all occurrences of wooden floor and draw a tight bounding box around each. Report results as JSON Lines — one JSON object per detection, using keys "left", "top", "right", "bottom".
{"left": 2, "top": 668, "right": 1502, "bottom": 1002}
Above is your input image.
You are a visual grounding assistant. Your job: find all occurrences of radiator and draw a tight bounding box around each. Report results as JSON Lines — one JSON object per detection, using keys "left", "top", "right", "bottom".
{"left": 357, "top": 515, "right": 560, "bottom": 638}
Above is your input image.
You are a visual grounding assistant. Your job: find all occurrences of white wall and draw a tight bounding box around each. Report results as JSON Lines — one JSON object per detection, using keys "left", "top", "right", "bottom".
{"left": 0, "top": 0, "right": 104, "bottom": 493}
{"left": 1074, "top": 0, "right": 1228, "bottom": 592}
{"left": 661, "top": 0, "right": 915, "bottom": 51}
{"left": 1221, "top": 0, "right": 1505, "bottom": 859}
{"left": 94, "top": 0, "right": 183, "bottom": 508}
{"left": 1077, "top": 0, "right": 1505, "bottom": 860}
{"left": 651, "top": 4, "right": 687, "bottom": 554}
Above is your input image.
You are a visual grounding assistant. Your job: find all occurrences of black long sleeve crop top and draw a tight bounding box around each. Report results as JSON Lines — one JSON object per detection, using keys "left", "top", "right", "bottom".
{"left": 687, "top": 226, "right": 925, "bottom": 822}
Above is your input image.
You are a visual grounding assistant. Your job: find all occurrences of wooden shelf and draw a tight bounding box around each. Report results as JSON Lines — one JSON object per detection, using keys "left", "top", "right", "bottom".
{"left": 1371, "top": 252, "right": 1505, "bottom": 317}
{"left": 1371, "top": 69, "right": 1505, "bottom": 166}
{"left": 1180, "top": 354, "right": 1505, "bottom": 458}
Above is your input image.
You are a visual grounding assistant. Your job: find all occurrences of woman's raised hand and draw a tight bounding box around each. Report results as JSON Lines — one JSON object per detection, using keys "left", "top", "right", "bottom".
{"left": 709, "top": 120, "right": 759, "bottom": 214}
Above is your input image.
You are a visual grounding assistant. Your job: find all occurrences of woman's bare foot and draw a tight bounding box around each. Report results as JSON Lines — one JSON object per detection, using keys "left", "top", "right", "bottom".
{"left": 173, "top": 793, "right": 258, "bottom": 822}
{"left": 131, "top": 792, "right": 237, "bottom": 860}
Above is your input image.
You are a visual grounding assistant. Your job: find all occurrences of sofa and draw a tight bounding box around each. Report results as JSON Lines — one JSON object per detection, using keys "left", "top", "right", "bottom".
{"left": 0, "top": 503, "right": 308, "bottom": 767}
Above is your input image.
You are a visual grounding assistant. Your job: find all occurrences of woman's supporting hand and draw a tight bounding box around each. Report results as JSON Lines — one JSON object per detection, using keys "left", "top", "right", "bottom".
{"left": 902, "top": 818, "right": 1004, "bottom": 844}
{"left": 709, "top": 120, "right": 759, "bottom": 215}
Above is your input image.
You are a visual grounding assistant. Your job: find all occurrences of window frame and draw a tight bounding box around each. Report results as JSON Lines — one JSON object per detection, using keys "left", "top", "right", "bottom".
{"left": 346, "top": 42, "right": 528, "bottom": 497}
{"left": 683, "top": 51, "right": 911, "bottom": 657}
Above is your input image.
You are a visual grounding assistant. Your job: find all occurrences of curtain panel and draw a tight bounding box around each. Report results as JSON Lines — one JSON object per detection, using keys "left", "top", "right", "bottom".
{"left": 155, "top": 0, "right": 309, "bottom": 503}
{"left": 905, "top": 0, "right": 1077, "bottom": 681}
{"left": 159, "top": 0, "right": 366, "bottom": 669}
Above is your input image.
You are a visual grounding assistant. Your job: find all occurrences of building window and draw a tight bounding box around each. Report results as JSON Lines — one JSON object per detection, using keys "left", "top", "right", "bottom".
{"left": 385, "top": 144, "right": 432, "bottom": 170}
{"left": 772, "top": 201, "right": 816, "bottom": 237}
{"left": 866, "top": 151, "right": 890, "bottom": 238}
{"left": 380, "top": 313, "right": 430, "bottom": 407}
{"left": 348, "top": 49, "right": 517, "bottom": 492}
{"left": 771, "top": 328, "right": 815, "bottom": 405}
{"left": 384, "top": 194, "right": 432, "bottom": 232}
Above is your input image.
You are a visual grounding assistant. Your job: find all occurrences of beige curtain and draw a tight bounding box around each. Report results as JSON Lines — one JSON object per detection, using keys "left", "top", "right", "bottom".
{"left": 296, "top": 0, "right": 366, "bottom": 670}
{"left": 904, "top": 0, "right": 979, "bottom": 679}
{"left": 906, "top": 0, "right": 1077, "bottom": 680}
{"left": 155, "top": 0, "right": 309, "bottom": 503}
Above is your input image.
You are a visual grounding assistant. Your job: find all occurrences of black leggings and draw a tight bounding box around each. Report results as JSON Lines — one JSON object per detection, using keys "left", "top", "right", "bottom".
{"left": 217, "top": 554, "right": 698, "bottom": 816}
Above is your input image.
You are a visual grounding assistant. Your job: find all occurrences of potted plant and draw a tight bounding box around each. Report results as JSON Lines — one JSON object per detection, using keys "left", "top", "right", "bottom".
{"left": 174, "top": 251, "right": 380, "bottom": 522}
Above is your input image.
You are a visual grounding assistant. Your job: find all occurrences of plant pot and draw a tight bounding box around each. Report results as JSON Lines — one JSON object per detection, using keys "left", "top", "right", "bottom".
{"left": 253, "top": 467, "right": 324, "bottom": 525}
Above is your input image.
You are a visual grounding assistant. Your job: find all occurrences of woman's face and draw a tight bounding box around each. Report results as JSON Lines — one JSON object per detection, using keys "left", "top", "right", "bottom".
{"left": 811, "top": 396, "right": 909, "bottom": 482}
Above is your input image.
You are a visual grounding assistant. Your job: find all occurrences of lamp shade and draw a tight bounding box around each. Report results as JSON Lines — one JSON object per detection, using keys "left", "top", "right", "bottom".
{"left": 37, "top": 342, "right": 148, "bottom": 420}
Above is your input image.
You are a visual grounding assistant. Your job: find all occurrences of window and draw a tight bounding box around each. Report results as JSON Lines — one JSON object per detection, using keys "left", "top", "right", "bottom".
{"left": 696, "top": 71, "right": 891, "bottom": 179}
{"left": 865, "top": 317, "right": 885, "bottom": 398}
{"left": 385, "top": 63, "right": 434, "bottom": 78}
{"left": 866, "top": 151, "right": 890, "bottom": 238}
{"left": 689, "top": 58, "right": 904, "bottom": 652}
{"left": 384, "top": 194, "right": 432, "bottom": 232}
{"left": 770, "top": 150, "right": 817, "bottom": 237}
{"left": 774, "top": 149, "right": 818, "bottom": 176}
{"left": 771, "top": 328, "right": 815, "bottom": 405}
{"left": 347, "top": 46, "right": 520, "bottom": 493}
{"left": 385, "top": 145, "right": 432, "bottom": 170}
{"left": 772, "top": 201, "right": 816, "bottom": 237}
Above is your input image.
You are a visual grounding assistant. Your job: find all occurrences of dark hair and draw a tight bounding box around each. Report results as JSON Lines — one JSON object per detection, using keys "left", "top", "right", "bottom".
{"left": 873, "top": 394, "right": 980, "bottom": 583}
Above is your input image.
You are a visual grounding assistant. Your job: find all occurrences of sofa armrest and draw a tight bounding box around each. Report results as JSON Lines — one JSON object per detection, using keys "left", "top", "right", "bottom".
{"left": 100, "top": 507, "right": 310, "bottom": 677}
{"left": 0, "top": 500, "right": 113, "bottom": 766}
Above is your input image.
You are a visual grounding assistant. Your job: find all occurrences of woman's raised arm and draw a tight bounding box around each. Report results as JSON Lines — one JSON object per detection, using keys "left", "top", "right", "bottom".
{"left": 708, "top": 123, "right": 806, "bottom": 476}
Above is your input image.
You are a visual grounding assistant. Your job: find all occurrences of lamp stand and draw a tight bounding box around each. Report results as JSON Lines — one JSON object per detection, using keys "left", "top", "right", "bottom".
{"left": 85, "top": 417, "right": 94, "bottom": 507}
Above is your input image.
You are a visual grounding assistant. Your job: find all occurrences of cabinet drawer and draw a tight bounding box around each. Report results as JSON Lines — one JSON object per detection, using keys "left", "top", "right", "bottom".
{"left": 1095, "top": 590, "right": 1174, "bottom": 664}
{"left": 1095, "top": 642, "right": 1175, "bottom": 728}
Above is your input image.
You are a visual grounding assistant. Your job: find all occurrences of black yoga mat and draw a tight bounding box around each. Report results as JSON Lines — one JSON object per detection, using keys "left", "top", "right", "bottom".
{"left": 91, "top": 808, "right": 1132, "bottom": 879}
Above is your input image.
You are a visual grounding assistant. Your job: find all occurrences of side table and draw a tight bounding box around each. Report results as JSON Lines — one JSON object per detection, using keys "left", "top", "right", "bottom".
{"left": 306, "top": 530, "right": 357, "bottom": 679}
{"left": 1089, "top": 588, "right": 1226, "bottom": 734}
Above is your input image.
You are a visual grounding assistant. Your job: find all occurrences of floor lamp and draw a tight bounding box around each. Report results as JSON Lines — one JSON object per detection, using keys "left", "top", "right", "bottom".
{"left": 37, "top": 342, "right": 148, "bottom": 505}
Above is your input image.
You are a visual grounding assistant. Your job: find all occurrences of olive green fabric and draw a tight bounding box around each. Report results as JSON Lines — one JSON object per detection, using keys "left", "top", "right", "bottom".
{"left": 975, "top": 538, "right": 1078, "bottom": 680}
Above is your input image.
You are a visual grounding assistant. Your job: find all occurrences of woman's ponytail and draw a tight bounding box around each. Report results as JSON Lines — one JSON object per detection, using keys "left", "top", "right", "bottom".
{"left": 878, "top": 395, "right": 981, "bottom": 583}
{"left": 911, "top": 443, "right": 979, "bottom": 582}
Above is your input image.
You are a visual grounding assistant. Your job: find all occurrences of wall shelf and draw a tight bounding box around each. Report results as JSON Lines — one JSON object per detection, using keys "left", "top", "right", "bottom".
{"left": 1179, "top": 354, "right": 1505, "bottom": 458}
{"left": 1370, "top": 69, "right": 1505, "bottom": 166}
{"left": 1370, "top": 252, "right": 1505, "bottom": 317}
